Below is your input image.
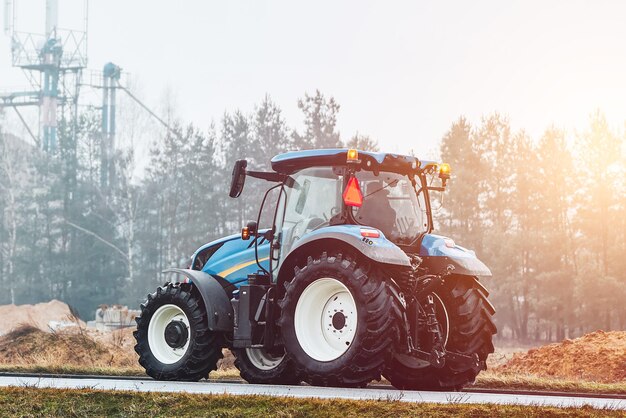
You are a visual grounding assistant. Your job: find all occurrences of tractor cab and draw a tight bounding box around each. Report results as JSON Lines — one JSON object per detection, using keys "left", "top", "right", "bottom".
{"left": 231, "top": 149, "right": 450, "bottom": 278}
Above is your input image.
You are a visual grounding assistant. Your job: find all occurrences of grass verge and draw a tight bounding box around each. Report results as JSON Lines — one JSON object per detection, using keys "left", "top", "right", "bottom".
{"left": 469, "top": 371, "right": 626, "bottom": 395}
{"left": 0, "top": 364, "right": 241, "bottom": 380}
{"left": 0, "top": 387, "right": 622, "bottom": 418}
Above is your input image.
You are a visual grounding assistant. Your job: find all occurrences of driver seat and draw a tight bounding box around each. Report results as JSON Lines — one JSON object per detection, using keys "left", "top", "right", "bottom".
{"left": 355, "top": 181, "right": 396, "bottom": 236}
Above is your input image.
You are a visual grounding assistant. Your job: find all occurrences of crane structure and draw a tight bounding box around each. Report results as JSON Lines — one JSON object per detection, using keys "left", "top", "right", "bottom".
{"left": 2, "top": 0, "right": 178, "bottom": 189}
{"left": 1, "top": 0, "right": 87, "bottom": 152}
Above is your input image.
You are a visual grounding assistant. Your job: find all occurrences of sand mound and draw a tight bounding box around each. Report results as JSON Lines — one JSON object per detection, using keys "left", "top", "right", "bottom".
{"left": 497, "top": 331, "right": 626, "bottom": 383}
{"left": 0, "top": 322, "right": 235, "bottom": 372}
{"left": 0, "top": 300, "right": 85, "bottom": 335}
{"left": 0, "top": 325, "right": 138, "bottom": 369}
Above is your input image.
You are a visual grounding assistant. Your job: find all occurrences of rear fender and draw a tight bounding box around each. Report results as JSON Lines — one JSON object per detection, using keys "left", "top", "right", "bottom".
{"left": 289, "top": 225, "right": 411, "bottom": 267}
{"left": 276, "top": 225, "right": 410, "bottom": 294}
{"left": 163, "top": 268, "right": 234, "bottom": 332}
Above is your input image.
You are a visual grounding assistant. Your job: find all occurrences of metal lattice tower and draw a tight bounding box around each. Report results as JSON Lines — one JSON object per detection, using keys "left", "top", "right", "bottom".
{"left": 1, "top": 0, "right": 88, "bottom": 152}
{"left": 101, "top": 62, "right": 121, "bottom": 188}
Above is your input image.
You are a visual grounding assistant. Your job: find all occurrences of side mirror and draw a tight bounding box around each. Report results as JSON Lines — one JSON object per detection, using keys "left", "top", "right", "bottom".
{"left": 229, "top": 159, "right": 248, "bottom": 198}
{"left": 241, "top": 220, "right": 258, "bottom": 240}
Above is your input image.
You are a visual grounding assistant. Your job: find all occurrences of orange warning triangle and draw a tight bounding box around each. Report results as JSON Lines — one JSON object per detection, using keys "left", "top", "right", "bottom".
{"left": 343, "top": 177, "right": 363, "bottom": 207}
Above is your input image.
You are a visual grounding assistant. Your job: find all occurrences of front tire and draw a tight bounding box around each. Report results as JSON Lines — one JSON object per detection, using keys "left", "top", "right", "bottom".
{"left": 134, "top": 283, "right": 223, "bottom": 381}
{"left": 384, "top": 275, "right": 496, "bottom": 391}
{"left": 278, "top": 252, "right": 398, "bottom": 387}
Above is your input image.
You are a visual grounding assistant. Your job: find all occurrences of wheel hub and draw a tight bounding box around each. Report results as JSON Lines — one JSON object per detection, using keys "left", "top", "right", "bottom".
{"left": 331, "top": 312, "right": 346, "bottom": 330}
{"left": 321, "top": 291, "right": 355, "bottom": 349}
{"left": 147, "top": 304, "right": 191, "bottom": 364}
{"left": 164, "top": 320, "right": 188, "bottom": 348}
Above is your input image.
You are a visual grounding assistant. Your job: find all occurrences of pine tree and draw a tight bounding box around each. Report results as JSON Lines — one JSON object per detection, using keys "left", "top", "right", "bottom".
{"left": 438, "top": 117, "right": 481, "bottom": 248}
{"left": 346, "top": 133, "right": 379, "bottom": 151}
{"left": 293, "top": 90, "right": 342, "bottom": 149}
{"left": 220, "top": 111, "right": 254, "bottom": 230}
{"left": 251, "top": 95, "right": 291, "bottom": 169}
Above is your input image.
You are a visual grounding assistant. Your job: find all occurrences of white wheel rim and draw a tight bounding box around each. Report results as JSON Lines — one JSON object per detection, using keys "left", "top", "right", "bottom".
{"left": 148, "top": 304, "right": 191, "bottom": 365}
{"left": 294, "top": 278, "right": 357, "bottom": 362}
{"left": 245, "top": 348, "right": 285, "bottom": 370}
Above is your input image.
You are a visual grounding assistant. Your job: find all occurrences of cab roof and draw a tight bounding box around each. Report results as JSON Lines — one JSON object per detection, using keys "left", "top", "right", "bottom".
{"left": 270, "top": 149, "right": 436, "bottom": 175}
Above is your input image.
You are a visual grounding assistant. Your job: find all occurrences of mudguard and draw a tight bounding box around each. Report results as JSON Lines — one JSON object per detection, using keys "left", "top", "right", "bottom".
{"left": 419, "top": 234, "right": 492, "bottom": 277}
{"left": 163, "top": 268, "right": 234, "bottom": 332}
{"left": 288, "top": 225, "right": 411, "bottom": 267}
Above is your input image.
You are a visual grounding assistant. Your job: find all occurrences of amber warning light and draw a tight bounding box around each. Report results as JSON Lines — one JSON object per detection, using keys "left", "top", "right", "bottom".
{"left": 438, "top": 163, "right": 451, "bottom": 187}
{"left": 343, "top": 177, "right": 363, "bottom": 207}
{"left": 347, "top": 149, "right": 359, "bottom": 163}
{"left": 439, "top": 163, "right": 451, "bottom": 178}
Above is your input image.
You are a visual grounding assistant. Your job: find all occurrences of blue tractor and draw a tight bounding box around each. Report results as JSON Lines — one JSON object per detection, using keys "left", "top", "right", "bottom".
{"left": 134, "top": 149, "right": 496, "bottom": 390}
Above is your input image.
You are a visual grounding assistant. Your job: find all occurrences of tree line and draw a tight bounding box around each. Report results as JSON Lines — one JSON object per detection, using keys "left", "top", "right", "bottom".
{"left": 438, "top": 112, "right": 625, "bottom": 342}
{"left": 0, "top": 91, "right": 373, "bottom": 317}
{"left": 0, "top": 92, "right": 624, "bottom": 343}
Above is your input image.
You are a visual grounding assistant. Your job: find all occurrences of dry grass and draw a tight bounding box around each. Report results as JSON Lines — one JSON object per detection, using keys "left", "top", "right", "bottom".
{"left": 0, "top": 387, "right": 622, "bottom": 417}
{"left": 471, "top": 370, "right": 626, "bottom": 395}
{"left": 1, "top": 361, "right": 624, "bottom": 396}
{"left": 0, "top": 325, "right": 138, "bottom": 369}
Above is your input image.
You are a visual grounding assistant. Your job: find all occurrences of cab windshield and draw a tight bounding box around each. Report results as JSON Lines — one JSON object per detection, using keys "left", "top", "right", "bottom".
{"left": 276, "top": 167, "right": 428, "bottom": 253}
{"left": 352, "top": 171, "right": 427, "bottom": 245}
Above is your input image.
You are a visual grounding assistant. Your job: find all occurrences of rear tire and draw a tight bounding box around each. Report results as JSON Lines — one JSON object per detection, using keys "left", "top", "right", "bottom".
{"left": 134, "top": 283, "right": 223, "bottom": 381}
{"left": 233, "top": 347, "right": 301, "bottom": 385}
{"left": 278, "top": 252, "right": 398, "bottom": 387}
{"left": 383, "top": 275, "right": 496, "bottom": 391}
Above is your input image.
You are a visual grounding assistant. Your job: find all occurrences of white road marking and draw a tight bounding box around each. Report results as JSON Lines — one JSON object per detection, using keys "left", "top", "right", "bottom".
{"left": 0, "top": 376, "right": 623, "bottom": 410}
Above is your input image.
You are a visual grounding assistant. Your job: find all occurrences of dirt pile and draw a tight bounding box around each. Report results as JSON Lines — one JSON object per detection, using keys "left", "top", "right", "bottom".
{"left": 0, "top": 323, "right": 236, "bottom": 372}
{"left": 0, "top": 325, "right": 139, "bottom": 369}
{"left": 0, "top": 300, "right": 85, "bottom": 335}
{"left": 497, "top": 331, "right": 626, "bottom": 383}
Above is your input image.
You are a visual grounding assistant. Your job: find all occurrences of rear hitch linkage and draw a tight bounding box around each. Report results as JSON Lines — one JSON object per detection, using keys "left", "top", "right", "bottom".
{"left": 403, "top": 273, "right": 481, "bottom": 371}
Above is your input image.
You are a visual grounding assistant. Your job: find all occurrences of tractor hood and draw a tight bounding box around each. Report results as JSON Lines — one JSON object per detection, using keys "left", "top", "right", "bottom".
{"left": 191, "top": 232, "right": 270, "bottom": 286}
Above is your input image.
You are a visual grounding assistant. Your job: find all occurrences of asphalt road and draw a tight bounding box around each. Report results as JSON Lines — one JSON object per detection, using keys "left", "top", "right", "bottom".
{"left": 0, "top": 376, "right": 624, "bottom": 410}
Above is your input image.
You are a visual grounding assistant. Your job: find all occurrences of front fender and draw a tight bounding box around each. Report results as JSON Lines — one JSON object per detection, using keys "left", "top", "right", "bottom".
{"left": 289, "top": 225, "right": 411, "bottom": 267}
{"left": 163, "top": 268, "right": 234, "bottom": 332}
{"left": 419, "top": 234, "right": 492, "bottom": 277}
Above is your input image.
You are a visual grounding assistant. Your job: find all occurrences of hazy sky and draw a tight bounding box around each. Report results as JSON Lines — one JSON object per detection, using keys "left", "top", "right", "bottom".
{"left": 2, "top": 0, "right": 626, "bottom": 155}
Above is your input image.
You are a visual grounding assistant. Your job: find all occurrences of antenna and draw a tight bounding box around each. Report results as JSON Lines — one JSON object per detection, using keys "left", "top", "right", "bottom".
{"left": 45, "top": 0, "right": 58, "bottom": 37}
{"left": 3, "top": 0, "right": 11, "bottom": 35}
